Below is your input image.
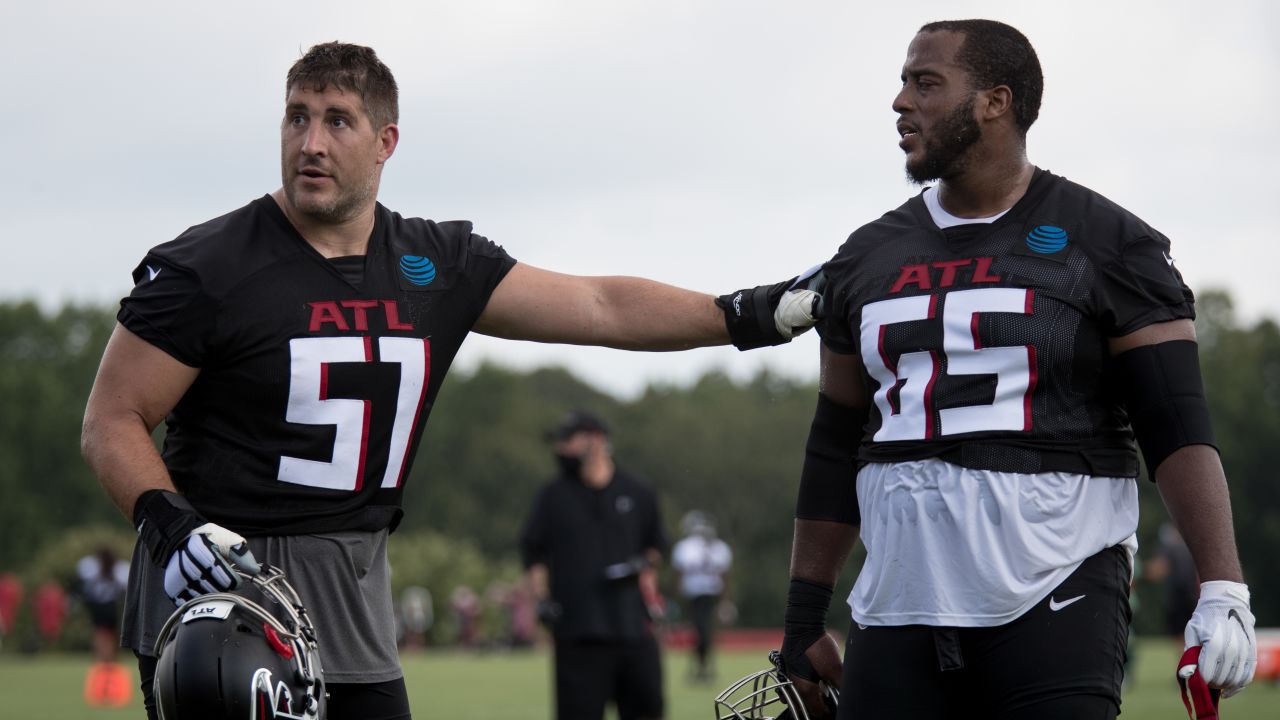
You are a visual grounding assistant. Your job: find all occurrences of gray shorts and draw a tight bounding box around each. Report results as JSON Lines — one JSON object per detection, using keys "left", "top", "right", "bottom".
{"left": 123, "top": 529, "right": 401, "bottom": 684}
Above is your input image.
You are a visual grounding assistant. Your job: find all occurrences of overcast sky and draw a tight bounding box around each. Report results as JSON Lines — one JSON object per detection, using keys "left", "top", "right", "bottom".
{"left": 4, "top": 0, "right": 1276, "bottom": 397}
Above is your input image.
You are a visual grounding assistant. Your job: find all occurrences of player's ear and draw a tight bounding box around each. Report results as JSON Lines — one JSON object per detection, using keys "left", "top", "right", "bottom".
{"left": 980, "top": 85, "right": 1014, "bottom": 123}
{"left": 377, "top": 124, "right": 399, "bottom": 163}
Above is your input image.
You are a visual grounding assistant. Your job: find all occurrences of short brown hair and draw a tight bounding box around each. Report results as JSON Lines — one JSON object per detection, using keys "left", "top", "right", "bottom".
{"left": 286, "top": 42, "right": 399, "bottom": 128}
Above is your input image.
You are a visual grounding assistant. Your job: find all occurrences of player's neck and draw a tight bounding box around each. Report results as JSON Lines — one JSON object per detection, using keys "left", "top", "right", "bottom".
{"left": 935, "top": 151, "right": 1034, "bottom": 219}
{"left": 270, "top": 189, "right": 377, "bottom": 258}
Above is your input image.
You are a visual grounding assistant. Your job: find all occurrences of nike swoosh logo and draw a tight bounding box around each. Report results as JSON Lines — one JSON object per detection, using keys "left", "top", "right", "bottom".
{"left": 147, "top": 265, "right": 163, "bottom": 281}
{"left": 1049, "top": 594, "right": 1086, "bottom": 611}
{"left": 1163, "top": 251, "right": 1175, "bottom": 267}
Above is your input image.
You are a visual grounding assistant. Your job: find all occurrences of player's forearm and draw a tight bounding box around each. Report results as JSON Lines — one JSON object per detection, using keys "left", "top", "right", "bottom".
{"left": 81, "top": 408, "right": 177, "bottom": 523}
{"left": 525, "top": 563, "right": 550, "bottom": 601}
{"left": 1155, "top": 444, "right": 1244, "bottom": 584}
{"left": 789, "top": 519, "right": 858, "bottom": 586}
{"left": 589, "top": 276, "right": 727, "bottom": 350}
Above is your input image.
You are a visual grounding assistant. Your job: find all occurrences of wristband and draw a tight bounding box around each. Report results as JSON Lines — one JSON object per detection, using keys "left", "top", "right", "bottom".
{"left": 780, "top": 578, "right": 834, "bottom": 681}
{"left": 717, "top": 283, "right": 786, "bottom": 351}
{"left": 133, "top": 489, "right": 205, "bottom": 567}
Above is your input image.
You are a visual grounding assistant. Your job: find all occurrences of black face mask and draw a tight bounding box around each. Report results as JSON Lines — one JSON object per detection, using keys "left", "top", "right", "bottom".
{"left": 555, "top": 453, "right": 583, "bottom": 478}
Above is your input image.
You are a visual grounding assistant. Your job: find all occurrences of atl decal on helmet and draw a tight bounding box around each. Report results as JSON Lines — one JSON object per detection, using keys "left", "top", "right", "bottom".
{"left": 1024, "top": 225, "right": 1069, "bottom": 254}
{"left": 399, "top": 255, "right": 437, "bottom": 286}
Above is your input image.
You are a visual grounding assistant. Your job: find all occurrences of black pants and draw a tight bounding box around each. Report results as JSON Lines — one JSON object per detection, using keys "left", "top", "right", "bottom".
{"left": 689, "top": 594, "right": 718, "bottom": 668}
{"left": 137, "top": 652, "right": 412, "bottom": 720}
{"left": 553, "top": 634, "right": 664, "bottom": 720}
{"left": 837, "top": 546, "right": 1131, "bottom": 720}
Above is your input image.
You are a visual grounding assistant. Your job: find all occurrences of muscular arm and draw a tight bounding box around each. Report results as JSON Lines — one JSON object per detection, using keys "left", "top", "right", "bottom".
{"left": 790, "top": 345, "right": 867, "bottom": 583}
{"left": 81, "top": 324, "right": 199, "bottom": 523}
{"left": 1109, "top": 318, "right": 1244, "bottom": 583}
{"left": 785, "top": 344, "right": 868, "bottom": 714}
{"left": 474, "top": 263, "right": 727, "bottom": 350}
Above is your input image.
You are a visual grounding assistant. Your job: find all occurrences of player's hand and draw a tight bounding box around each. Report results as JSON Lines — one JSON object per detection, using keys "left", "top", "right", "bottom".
{"left": 162, "top": 522, "right": 261, "bottom": 605}
{"left": 1184, "top": 580, "right": 1256, "bottom": 696}
{"left": 717, "top": 266, "right": 826, "bottom": 351}
{"left": 133, "top": 489, "right": 260, "bottom": 606}
{"left": 775, "top": 268, "right": 827, "bottom": 339}
{"left": 602, "top": 555, "right": 648, "bottom": 581}
{"left": 536, "top": 598, "right": 563, "bottom": 626}
{"left": 779, "top": 631, "right": 842, "bottom": 719}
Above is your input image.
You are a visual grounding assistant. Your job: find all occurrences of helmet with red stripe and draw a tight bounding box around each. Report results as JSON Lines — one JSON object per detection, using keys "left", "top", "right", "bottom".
{"left": 153, "top": 565, "right": 325, "bottom": 719}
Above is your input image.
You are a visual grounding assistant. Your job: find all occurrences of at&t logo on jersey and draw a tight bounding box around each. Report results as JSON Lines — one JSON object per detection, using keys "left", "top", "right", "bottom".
{"left": 1024, "top": 225, "right": 1069, "bottom": 254}
{"left": 399, "top": 255, "right": 437, "bottom": 286}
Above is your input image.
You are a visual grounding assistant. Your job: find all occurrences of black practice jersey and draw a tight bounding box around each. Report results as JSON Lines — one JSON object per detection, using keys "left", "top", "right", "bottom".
{"left": 119, "top": 196, "right": 515, "bottom": 535}
{"left": 817, "top": 169, "right": 1194, "bottom": 477}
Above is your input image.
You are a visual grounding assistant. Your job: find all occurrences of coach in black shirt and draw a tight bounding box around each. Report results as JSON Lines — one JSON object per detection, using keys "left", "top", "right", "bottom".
{"left": 521, "top": 411, "right": 668, "bottom": 720}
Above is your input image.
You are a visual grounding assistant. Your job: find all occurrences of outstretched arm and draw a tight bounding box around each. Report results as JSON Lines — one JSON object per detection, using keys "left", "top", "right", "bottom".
{"left": 474, "top": 262, "right": 822, "bottom": 351}
{"left": 475, "top": 264, "right": 725, "bottom": 350}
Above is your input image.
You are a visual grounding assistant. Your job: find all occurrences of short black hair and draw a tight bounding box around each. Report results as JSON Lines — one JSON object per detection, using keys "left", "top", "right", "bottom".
{"left": 919, "top": 19, "right": 1043, "bottom": 134}
{"left": 287, "top": 42, "right": 399, "bottom": 129}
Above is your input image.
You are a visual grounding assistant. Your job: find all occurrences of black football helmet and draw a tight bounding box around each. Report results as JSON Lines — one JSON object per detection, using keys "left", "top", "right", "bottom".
{"left": 714, "top": 650, "right": 839, "bottom": 720}
{"left": 153, "top": 565, "right": 325, "bottom": 720}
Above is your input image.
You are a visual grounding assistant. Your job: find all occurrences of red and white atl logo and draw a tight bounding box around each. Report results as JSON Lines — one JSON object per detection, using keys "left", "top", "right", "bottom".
{"left": 305, "top": 300, "right": 413, "bottom": 333}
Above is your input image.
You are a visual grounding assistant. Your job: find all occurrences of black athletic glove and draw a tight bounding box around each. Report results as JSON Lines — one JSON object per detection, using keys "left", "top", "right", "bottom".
{"left": 134, "top": 489, "right": 261, "bottom": 605}
{"left": 717, "top": 267, "right": 827, "bottom": 351}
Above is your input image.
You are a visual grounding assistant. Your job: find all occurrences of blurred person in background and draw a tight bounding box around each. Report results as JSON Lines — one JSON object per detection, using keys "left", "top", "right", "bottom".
{"left": 671, "top": 510, "right": 733, "bottom": 682}
{"left": 77, "top": 545, "right": 133, "bottom": 707}
{"left": 77, "top": 545, "right": 130, "bottom": 663}
{"left": 521, "top": 411, "right": 668, "bottom": 720}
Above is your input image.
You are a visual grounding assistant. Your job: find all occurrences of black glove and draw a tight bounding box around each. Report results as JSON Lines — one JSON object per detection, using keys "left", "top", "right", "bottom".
{"left": 134, "top": 489, "right": 260, "bottom": 605}
{"left": 717, "top": 267, "right": 827, "bottom": 351}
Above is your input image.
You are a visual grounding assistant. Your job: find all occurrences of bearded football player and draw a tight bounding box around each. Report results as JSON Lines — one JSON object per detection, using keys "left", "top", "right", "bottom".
{"left": 777, "top": 19, "right": 1256, "bottom": 719}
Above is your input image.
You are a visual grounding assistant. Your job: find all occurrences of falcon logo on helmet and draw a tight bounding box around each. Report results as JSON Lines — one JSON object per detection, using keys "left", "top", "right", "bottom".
{"left": 153, "top": 565, "right": 326, "bottom": 719}
{"left": 714, "top": 650, "right": 838, "bottom": 720}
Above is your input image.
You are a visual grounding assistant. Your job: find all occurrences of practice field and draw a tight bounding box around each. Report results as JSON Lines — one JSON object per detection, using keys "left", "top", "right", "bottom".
{"left": 0, "top": 639, "right": 1274, "bottom": 719}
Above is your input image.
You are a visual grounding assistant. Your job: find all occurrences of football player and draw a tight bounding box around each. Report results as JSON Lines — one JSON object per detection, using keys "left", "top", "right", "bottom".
{"left": 778, "top": 20, "right": 1255, "bottom": 719}
{"left": 80, "top": 42, "right": 821, "bottom": 720}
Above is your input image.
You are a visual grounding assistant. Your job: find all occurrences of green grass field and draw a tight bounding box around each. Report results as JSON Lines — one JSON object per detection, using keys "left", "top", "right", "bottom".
{"left": 1, "top": 639, "right": 1274, "bottom": 719}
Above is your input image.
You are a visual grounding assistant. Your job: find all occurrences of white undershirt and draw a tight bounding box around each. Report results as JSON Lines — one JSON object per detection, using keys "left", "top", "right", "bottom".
{"left": 850, "top": 459, "right": 1138, "bottom": 626}
{"left": 922, "top": 185, "right": 1011, "bottom": 228}
{"left": 847, "top": 189, "right": 1140, "bottom": 627}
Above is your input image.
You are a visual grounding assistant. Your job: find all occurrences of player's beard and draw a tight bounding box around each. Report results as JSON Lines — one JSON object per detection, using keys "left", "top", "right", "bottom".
{"left": 906, "top": 94, "right": 982, "bottom": 184}
{"left": 283, "top": 163, "right": 378, "bottom": 225}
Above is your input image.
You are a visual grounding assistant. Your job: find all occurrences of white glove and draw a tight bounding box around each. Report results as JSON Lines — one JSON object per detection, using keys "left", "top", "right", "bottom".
{"left": 163, "top": 522, "right": 261, "bottom": 606}
{"left": 1183, "top": 580, "right": 1256, "bottom": 696}
{"left": 773, "top": 266, "right": 826, "bottom": 339}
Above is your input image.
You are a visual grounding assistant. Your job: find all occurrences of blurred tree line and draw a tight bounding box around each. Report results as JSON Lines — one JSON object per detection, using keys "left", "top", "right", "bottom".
{"left": 0, "top": 291, "right": 1277, "bottom": 651}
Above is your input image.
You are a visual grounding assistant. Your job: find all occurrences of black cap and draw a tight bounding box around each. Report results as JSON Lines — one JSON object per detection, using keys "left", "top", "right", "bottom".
{"left": 548, "top": 411, "right": 609, "bottom": 442}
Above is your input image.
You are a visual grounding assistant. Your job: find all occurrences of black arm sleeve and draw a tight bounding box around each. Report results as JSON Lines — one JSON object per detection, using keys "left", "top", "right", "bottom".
{"left": 795, "top": 393, "right": 864, "bottom": 525}
{"left": 1110, "top": 339, "right": 1217, "bottom": 480}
